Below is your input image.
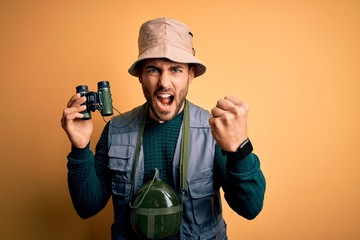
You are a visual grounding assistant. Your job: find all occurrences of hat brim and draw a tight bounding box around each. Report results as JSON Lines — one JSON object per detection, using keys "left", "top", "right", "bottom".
{"left": 128, "top": 44, "right": 206, "bottom": 78}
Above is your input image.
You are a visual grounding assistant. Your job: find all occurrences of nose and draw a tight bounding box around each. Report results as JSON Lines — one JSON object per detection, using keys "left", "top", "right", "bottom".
{"left": 158, "top": 71, "right": 171, "bottom": 88}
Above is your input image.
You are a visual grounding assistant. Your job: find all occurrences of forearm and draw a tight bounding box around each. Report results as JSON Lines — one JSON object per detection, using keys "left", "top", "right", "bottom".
{"left": 67, "top": 124, "right": 111, "bottom": 219}
{"left": 223, "top": 153, "right": 266, "bottom": 220}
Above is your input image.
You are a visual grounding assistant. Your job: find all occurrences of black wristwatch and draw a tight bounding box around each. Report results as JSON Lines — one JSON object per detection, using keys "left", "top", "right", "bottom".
{"left": 224, "top": 138, "right": 253, "bottom": 160}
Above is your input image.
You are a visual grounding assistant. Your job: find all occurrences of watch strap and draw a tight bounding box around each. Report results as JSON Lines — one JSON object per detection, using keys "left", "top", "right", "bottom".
{"left": 224, "top": 138, "right": 253, "bottom": 160}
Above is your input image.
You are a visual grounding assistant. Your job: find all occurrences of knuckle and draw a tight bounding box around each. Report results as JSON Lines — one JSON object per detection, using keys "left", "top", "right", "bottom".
{"left": 223, "top": 114, "right": 233, "bottom": 124}
{"left": 235, "top": 104, "right": 248, "bottom": 117}
{"left": 63, "top": 108, "right": 71, "bottom": 115}
{"left": 210, "top": 118, "right": 220, "bottom": 129}
{"left": 65, "top": 113, "right": 73, "bottom": 121}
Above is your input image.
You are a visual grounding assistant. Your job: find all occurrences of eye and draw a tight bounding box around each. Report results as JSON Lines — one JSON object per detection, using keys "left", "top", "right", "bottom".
{"left": 147, "top": 69, "right": 158, "bottom": 73}
{"left": 146, "top": 66, "right": 160, "bottom": 75}
{"left": 171, "top": 66, "right": 183, "bottom": 73}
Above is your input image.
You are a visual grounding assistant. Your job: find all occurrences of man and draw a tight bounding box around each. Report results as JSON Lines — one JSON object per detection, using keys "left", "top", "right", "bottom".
{"left": 61, "top": 17, "right": 266, "bottom": 239}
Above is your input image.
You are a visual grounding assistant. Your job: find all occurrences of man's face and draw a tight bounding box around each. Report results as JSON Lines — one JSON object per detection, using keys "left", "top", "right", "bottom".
{"left": 139, "top": 58, "right": 194, "bottom": 123}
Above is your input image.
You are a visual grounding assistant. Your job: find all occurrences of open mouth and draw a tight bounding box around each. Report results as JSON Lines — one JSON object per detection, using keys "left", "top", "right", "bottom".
{"left": 156, "top": 93, "right": 174, "bottom": 109}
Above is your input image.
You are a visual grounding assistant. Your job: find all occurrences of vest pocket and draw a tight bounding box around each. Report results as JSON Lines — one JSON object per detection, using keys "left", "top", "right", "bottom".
{"left": 110, "top": 170, "right": 131, "bottom": 198}
{"left": 188, "top": 175, "right": 221, "bottom": 225}
{"left": 108, "top": 145, "right": 134, "bottom": 198}
{"left": 108, "top": 145, "right": 135, "bottom": 172}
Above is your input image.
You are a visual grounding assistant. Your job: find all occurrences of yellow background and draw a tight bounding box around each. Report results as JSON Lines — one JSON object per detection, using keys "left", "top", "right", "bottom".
{"left": 1, "top": 0, "right": 359, "bottom": 239}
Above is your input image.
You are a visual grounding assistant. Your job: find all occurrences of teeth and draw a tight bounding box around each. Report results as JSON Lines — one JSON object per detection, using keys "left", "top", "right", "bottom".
{"left": 157, "top": 93, "right": 172, "bottom": 108}
{"left": 159, "top": 93, "right": 171, "bottom": 98}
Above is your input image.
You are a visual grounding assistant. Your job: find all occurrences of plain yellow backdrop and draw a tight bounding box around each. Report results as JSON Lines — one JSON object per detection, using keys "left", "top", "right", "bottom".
{"left": 1, "top": 0, "right": 359, "bottom": 239}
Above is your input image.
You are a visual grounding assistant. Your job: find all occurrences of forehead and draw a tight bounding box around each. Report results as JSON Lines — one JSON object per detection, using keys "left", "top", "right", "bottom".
{"left": 143, "top": 58, "right": 188, "bottom": 68}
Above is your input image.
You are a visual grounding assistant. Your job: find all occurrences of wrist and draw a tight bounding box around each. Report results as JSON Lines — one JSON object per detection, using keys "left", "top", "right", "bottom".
{"left": 224, "top": 138, "right": 253, "bottom": 160}
{"left": 69, "top": 142, "right": 91, "bottom": 159}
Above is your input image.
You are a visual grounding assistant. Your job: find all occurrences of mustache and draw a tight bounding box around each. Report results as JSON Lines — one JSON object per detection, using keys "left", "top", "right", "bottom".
{"left": 154, "top": 87, "right": 174, "bottom": 95}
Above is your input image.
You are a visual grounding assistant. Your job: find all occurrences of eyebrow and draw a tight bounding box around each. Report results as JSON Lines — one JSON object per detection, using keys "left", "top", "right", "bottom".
{"left": 145, "top": 64, "right": 185, "bottom": 70}
{"left": 171, "top": 65, "right": 185, "bottom": 70}
{"left": 145, "top": 65, "right": 161, "bottom": 71}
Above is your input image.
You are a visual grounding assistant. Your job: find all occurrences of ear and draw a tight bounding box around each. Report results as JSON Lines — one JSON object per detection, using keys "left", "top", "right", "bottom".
{"left": 138, "top": 75, "right": 143, "bottom": 84}
{"left": 188, "top": 66, "right": 195, "bottom": 83}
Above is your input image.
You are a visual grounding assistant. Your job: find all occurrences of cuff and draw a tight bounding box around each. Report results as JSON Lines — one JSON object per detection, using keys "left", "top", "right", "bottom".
{"left": 68, "top": 143, "right": 91, "bottom": 160}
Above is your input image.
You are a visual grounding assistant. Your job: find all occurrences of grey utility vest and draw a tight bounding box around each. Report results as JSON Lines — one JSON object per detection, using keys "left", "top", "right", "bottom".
{"left": 108, "top": 102, "right": 227, "bottom": 239}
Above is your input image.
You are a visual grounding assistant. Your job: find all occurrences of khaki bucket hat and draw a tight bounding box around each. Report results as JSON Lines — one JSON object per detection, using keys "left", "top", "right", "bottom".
{"left": 128, "top": 17, "right": 206, "bottom": 78}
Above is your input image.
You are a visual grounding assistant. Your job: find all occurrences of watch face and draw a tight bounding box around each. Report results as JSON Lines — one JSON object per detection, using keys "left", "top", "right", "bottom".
{"left": 239, "top": 138, "right": 253, "bottom": 159}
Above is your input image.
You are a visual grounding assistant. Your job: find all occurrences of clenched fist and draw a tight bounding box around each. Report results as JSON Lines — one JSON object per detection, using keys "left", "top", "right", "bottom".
{"left": 209, "top": 96, "right": 249, "bottom": 152}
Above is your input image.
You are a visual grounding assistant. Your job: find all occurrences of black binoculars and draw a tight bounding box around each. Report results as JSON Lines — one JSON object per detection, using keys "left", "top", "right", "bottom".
{"left": 76, "top": 81, "right": 113, "bottom": 120}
